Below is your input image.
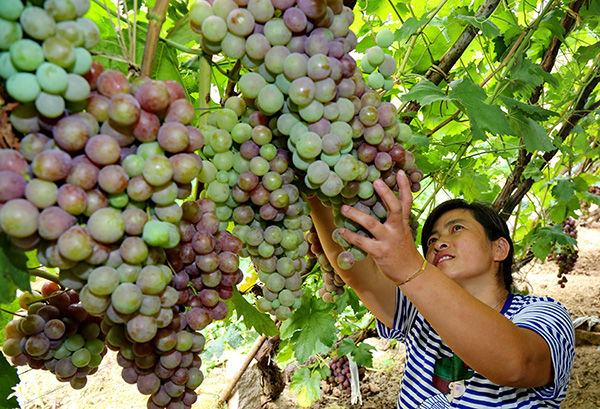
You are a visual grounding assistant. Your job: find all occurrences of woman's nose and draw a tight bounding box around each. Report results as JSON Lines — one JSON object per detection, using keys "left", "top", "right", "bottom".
{"left": 434, "top": 240, "right": 449, "bottom": 252}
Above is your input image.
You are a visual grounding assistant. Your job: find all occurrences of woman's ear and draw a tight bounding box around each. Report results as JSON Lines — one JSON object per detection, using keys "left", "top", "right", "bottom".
{"left": 493, "top": 237, "right": 510, "bottom": 262}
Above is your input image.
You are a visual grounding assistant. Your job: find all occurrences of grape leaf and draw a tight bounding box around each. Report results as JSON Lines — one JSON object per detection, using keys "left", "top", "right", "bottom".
{"left": 0, "top": 354, "right": 19, "bottom": 408}
{"left": 229, "top": 289, "right": 278, "bottom": 336}
{"left": 352, "top": 342, "right": 376, "bottom": 368}
{"left": 395, "top": 14, "right": 430, "bottom": 41}
{"left": 201, "top": 326, "right": 244, "bottom": 360}
{"left": 289, "top": 367, "right": 322, "bottom": 408}
{"left": 574, "top": 41, "right": 600, "bottom": 63}
{"left": 280, "top": 293, "right": 337, "bottom": 364}
{"left": 530, "top": 233, "right": 553, "bottom": 261}
{"left": 400, "top": 80, "right": 449, "bottom": 106}
{"left": 456, "top": 15, "right": 501, "bottom": 38}
{"left": 552, "top": 179, "right": 577, "bottom": 203}
{"left": 499, "top": 96, "right": 558, "bottom": 121}
{"left": 335, "top": 287, "right": 361, "bottom": 315}
{"left": 337, "top": 338, "right": 357, "bottom": 356}
{"left": 448, "top": 78, "right": 514, "bottom": 136}
{"left": 0, "top": 234, "right": 30, "bottom": 305}
{"left": 508, "top": 114, "right": 554, "bottom": 152}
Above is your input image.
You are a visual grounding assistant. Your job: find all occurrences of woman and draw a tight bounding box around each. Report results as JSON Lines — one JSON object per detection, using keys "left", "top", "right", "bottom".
{"left": 308, "top": 170, "right": 575, "bottom": 408}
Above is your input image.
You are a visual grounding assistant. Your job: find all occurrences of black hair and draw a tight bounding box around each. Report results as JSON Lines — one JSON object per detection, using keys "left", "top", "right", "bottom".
{"left": 420, "top": 199, "right": 514, "bottom": 291}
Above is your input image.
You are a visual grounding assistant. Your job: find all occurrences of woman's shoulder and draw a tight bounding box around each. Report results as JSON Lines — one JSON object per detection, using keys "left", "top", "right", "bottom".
{"left": 504, "top": 292, "right": 573, "bottom": 326}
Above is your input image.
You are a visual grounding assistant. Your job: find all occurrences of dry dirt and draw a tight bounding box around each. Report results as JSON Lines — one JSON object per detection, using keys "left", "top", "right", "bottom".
{"left": 11, "top": 224, "right": 600, "bottom": 409}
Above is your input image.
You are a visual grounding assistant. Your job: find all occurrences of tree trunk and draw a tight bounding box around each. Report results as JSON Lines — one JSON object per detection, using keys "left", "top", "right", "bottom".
{"left": 493, "top": 0, "right": 591, "bottom": 219}
{"left": 495, "top": 75, "right": 600, "bottom": 218}
{"left": 255, "top": 335, "right": 285, "bottom": 400}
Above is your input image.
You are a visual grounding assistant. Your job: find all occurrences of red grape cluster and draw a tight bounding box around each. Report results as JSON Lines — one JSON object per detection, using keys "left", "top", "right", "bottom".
{"left": 1, "top": 57, "right": 219, "bottom": 406}
{"left": 588, "top": 185, "right": 600, "bottom": 196}
{"left": 165, "top": 198, "right": 244, "bottom": 330}
{"left": 326, "top": 355, "right": 364, "bottom": 393}
{"left": 102, "top": 308, "right": 205, "bottom": 409}
{"left": 2, "top": 282, "right": 107, "bottom": 390}
{"left": 1, "top": 0, "right": 100, "bottom": 123}
{"left": 547, "top": 216, "right": 579, "bottom": 287}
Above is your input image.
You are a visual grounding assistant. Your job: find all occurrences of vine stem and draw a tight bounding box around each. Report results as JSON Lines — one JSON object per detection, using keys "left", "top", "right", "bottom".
{"left": 141, "top": 0, "right": 170, "bottom": 78}
{"left": 398, "top": 0, "right": 450, "bottom": 75}
{"left": 489, "top": 0, "right": 557, "bottom": 102}
{"left": 0, "top": 308, "right": 26, "bottom": 318}
{"left": 91, "top": 0, "right": 202, "bottom": 56}
{"left": 198, "top": 55, "right": 212, "bottom": 126}
{"left": 29, "top": 269, "right": 61, "bottom": 285}
{"left": 415, "top": 141, "right": 470, "bottom": 218}
{"left": 387, "top": 0, "right": 404, "bottom": 22}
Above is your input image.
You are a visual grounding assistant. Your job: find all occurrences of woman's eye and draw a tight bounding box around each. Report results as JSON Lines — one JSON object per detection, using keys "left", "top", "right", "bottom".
{"left": 452, "top": 225, "right": 463, "bottom": 232}
{"left": 427, "top": 237, "right": 437, "bottom": 246}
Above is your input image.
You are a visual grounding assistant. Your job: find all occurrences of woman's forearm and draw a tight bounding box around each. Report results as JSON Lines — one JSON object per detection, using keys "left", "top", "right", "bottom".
{"left": 308, "top": 196, "right": 398, "bottom": 326}
{"left": 399, "top": 264, "right": 553, "bottom": 388}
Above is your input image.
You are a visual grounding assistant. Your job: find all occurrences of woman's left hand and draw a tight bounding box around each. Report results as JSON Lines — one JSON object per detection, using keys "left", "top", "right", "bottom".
{"left": 339, "top": 170, "right": 424, "bottom": 284}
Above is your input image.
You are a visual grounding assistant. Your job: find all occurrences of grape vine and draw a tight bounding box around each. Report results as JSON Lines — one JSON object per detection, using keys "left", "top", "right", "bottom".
{"left": 2, "top": 0, "right": 600, "bottom": 407}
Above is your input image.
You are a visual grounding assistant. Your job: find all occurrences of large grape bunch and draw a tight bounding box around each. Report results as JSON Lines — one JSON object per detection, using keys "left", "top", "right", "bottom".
{"left": 2, "top": 282, "right": 107, "bottom": 390}
{"left": 190, "top": 0, "right": 423, "bottom": 303}
{"left": 193, "top": 97, "right": 312, "bottom": 320}
{"left": 0, "top": 59, "right": 230, "bottom": 407}
{"left": 547, "top": 216, "right": 579, "bottom": 288}
{"left": 0, "top": 0, "right": 100, "bottom": 122}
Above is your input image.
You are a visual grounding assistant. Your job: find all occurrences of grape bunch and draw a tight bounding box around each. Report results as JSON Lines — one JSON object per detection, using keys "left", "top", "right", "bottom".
{"left": 196, "top": 97, "right": 312, "bottom": 320}
{"left": 547, "top": 216, "right": 579, "bottom": 287}
{"left": 191, "top": 0, "right": 423, "bottom": 299}
{"left": 101, "top": 308, "right": 206, "bottom": 409}
{"left": 326, "top": 355, "right": 364, "bottom": 394}
{"left": 0, "top": 0, "right": 100, "bottom": 121}
{"left": 1, "top": 62, "right": 215, "bottom": 405}
{"left": 2, "top": 282, "right": 107, "bottom": 390}
{"left": 588, "top": 185, "right": 600, "bottom": 196}
{"left": 165, "top": 198, "right": 244, "bottom": 330}
{"left": 359, "top": 28, "right": 397, "bottom": 90}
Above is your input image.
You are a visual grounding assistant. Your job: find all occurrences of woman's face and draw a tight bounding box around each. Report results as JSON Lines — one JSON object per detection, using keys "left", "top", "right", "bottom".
{"left": 424, "top": 208, "right": 505, "bottom": 288}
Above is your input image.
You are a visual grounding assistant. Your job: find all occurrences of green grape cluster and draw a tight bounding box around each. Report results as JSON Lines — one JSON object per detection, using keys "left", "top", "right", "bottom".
{"left": 2, "top": 282, "right": 107, "bottom": 390}
{"left": 360, "top": 28, "right": 397, "bottom": 90}
{"left": 0, "top": 0, "right": 100, "bottom": 118}
{"left": 195, "top": 98, "right": 311, "bottom": 320}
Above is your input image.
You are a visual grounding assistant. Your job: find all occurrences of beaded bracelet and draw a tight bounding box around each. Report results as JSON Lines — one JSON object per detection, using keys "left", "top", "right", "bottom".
{"left": 396, "top": 259, "right": 428, "bottom": 287}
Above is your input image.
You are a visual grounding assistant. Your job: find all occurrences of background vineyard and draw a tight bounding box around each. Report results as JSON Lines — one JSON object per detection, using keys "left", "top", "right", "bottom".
{"left": 2, "top": 0, "right": 600, "bottom": 407}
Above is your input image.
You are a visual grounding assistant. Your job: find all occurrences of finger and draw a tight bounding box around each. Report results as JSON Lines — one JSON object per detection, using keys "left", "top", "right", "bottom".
{"left": 338, "top": 227, "right": 375, "bottom": 254}
{"left": 341, "top": 205, "right": 383, "bottom": 238}
{"left": 396, "top": 170, "right": 413, "bottom": 222}
{"left": 373, "top": 178, "right": 403, "bottom": 217}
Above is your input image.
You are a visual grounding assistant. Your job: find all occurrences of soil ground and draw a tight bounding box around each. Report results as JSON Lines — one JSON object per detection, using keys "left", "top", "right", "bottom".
{"left": 11, "top": 224, "right": 600, "bottom": 409}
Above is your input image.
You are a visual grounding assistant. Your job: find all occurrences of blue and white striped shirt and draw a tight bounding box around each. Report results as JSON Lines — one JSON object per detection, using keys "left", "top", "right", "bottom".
{"left": 377, "top": 291, "right": 575, "bottom": 408}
